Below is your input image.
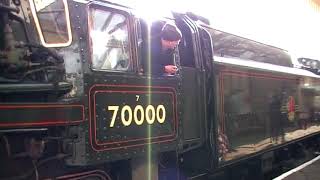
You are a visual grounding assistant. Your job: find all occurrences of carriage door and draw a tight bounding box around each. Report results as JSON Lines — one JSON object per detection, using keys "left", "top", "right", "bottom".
{"left": 175, "top": 16, "right": 205, "bottom": 150}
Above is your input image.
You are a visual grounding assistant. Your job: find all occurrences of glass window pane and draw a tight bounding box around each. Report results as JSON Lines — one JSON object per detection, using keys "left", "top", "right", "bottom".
{"left": 29, "top": 0, "right": 72, "bottom": 46}
{"left": 217, "top": 68, "right": 319, "bottom": 163}
{"left": 90, "top": 8, "right": 130, "bottom": 71}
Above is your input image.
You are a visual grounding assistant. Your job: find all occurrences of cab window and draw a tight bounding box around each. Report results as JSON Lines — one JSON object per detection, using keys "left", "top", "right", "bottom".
{"left": 139, "top": 19, "right": 180, "bottom": 76}
{"left": 28, "top": 0, "right": 72, "bottom": 47}
{"left": 89, "top": 8, "right": 131, "bottom": 72}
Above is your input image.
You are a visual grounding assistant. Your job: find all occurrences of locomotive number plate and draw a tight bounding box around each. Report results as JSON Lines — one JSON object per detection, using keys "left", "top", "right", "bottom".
{"left": 89, "top": 85, "right": 177, "bottom": 151}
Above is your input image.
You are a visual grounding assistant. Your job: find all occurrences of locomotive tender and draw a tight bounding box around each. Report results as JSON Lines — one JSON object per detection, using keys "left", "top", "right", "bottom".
{"left": 1, "top": 0, "right": 320, "bottom": 179}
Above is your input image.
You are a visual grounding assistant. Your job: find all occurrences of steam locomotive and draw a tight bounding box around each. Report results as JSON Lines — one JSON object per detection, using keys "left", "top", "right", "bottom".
{"left": 1, "top": 0, "right": 320, "bottom": 179}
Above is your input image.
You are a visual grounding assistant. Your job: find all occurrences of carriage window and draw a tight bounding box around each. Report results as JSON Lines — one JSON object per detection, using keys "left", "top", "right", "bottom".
{"left": 29, "top": 0, "right": 72, "bottom": 47}
{"left": 89, "top": 8, "right": 131, "bottom": 71}
{"left": 218, "top": 69, "right": 301, "bottom": 162}
{"left": 218, "top": 68, "right": 320, "bottom": 164}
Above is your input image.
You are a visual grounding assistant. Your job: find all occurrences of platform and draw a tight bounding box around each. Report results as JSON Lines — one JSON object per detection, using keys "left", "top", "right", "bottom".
{"left": 273, "top": 155, "right": 320, "bottom": 180}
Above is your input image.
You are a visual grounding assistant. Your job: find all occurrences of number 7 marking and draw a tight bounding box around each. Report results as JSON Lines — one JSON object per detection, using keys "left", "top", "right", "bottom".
{"left": 108, "top": 106, "right": 119, "bottom": 127}
{"left": 136, "top": 95, "right": 140, "bottom": 101}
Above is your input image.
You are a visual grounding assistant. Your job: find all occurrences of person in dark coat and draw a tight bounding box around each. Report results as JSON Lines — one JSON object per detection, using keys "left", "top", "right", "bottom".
{"left": 146, "top": 22, "right": 182, "bottom": 76}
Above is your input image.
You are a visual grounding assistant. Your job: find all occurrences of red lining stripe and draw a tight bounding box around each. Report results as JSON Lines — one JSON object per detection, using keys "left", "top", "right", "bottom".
{"left": 0, "top": 104, "right": 85, "bottom": 127}
{"left": 47, "top": 169, "right": 112, "bottom": 180}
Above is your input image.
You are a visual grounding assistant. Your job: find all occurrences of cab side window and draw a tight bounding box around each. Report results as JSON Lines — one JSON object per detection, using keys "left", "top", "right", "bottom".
{"left": 89, "top": 8, "right": 131, "bottom": 71}
{"left": 29, "top": 0, "right": 72, "bottom": 47}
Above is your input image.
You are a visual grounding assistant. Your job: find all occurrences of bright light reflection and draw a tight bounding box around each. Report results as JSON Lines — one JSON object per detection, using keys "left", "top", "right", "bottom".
{"left": 131, "top": 0, "right": 320, "bottom": 59}
{"left": 108, "top": 49, "right": 118, "bottom": 69}
{"left": 112, "top": 29, "right": 127, "bottom": 41}
{"left": 91, "top": 30, "right": 109, "bottom": 58}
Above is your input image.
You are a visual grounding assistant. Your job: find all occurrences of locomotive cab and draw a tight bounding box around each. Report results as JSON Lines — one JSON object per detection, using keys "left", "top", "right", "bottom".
{"left": 0, "top": 0, "right": 213, "bottom": 178}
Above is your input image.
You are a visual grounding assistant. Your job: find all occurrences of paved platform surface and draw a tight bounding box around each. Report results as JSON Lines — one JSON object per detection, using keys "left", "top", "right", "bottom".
{"left": 274, "top": 155, "right": 320, "bottom": 180}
